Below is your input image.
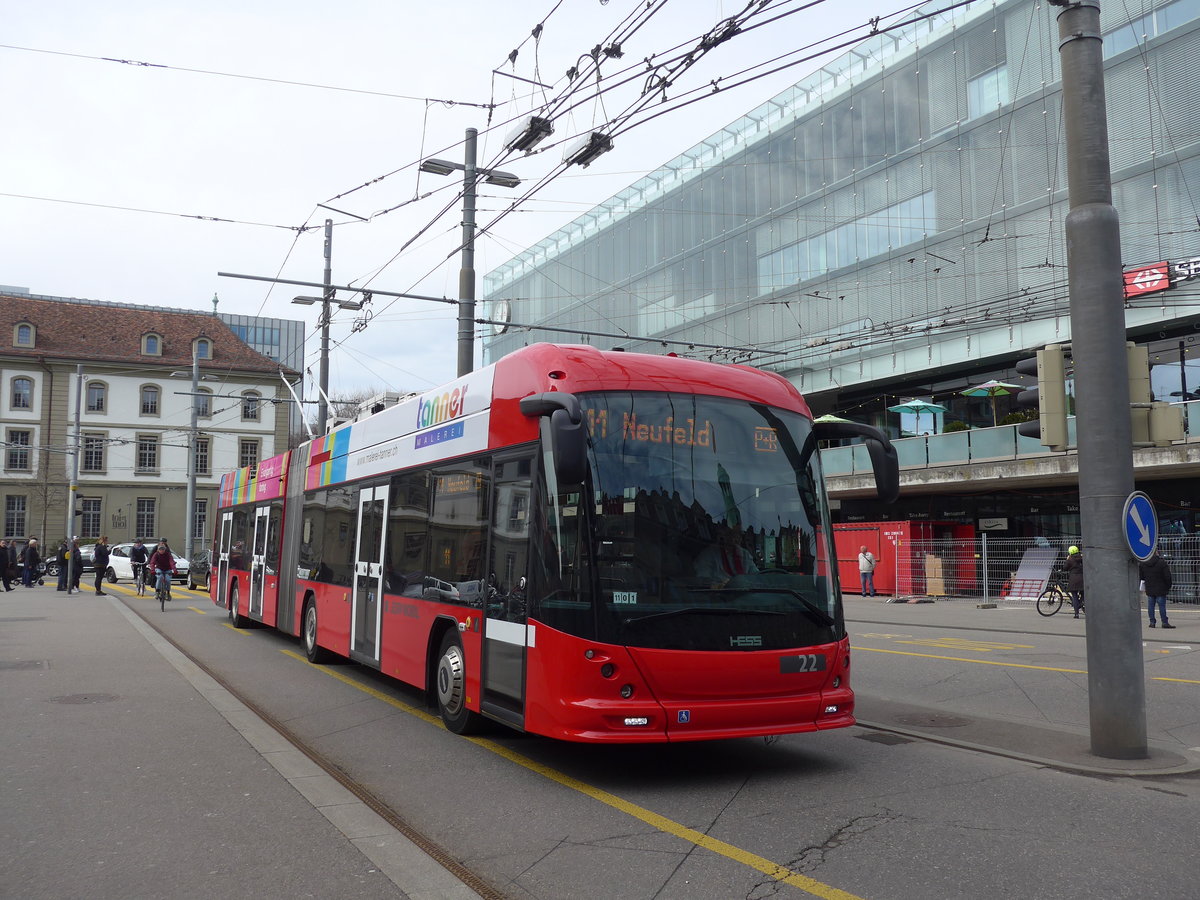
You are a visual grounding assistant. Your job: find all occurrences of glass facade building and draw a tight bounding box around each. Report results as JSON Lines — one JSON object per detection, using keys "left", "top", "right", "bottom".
{"left": 483, "top": 0, "right": 1200, "bottom": 439}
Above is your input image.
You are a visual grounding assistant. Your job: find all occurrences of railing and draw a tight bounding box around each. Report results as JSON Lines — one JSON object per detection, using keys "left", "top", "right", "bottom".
{"left": 866, "top": 536, "right": 1200, "bottom": 606}
{"left": 821, "top": 401, "right": 1200, "bottom": 476}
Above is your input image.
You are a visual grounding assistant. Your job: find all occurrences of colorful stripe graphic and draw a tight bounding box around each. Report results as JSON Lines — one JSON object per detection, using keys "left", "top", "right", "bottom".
{"left": 305, "top": 427, "right": 351, "bottom": 490}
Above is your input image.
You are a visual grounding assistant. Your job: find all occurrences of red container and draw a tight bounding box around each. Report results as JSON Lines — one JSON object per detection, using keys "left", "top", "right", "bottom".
{"left": 834, "top": 521, "right": 976, "bottom": 597}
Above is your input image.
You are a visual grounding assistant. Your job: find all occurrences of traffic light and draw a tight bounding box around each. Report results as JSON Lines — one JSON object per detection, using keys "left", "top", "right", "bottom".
{"left": 1015, "top": 344, "right": 1069, "bottom": 451}
{"left": 1128, "top": 342, "right": 1184, "bottom": 447}
{"left": 1128, "top": 343, "right": 1151, "bottom": 445}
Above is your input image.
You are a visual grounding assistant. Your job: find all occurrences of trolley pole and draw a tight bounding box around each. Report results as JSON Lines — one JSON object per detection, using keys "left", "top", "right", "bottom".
{"left": 1051, "top": 0, "right": 1147, "bottom": 758}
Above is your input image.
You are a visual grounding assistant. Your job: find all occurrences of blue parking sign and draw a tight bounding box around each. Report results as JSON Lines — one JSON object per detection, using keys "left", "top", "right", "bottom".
{"left": 1122, "top": 492, "right": 1158, "bottom": 561}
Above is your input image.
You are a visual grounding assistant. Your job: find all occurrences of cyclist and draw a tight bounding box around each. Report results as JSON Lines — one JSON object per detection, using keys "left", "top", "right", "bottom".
{"left": 148, "top": 539, "right": 176, "bottom": 605}
{"left": 129, "top": 538, "right": 149, "bottom": 595}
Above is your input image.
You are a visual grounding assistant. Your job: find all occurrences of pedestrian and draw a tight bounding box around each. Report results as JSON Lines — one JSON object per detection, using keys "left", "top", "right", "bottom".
{"left": 1139, "top": 549, "right": 1175, "bottom": 629}
{"left": 68, "top": 537, "right": 83, "bottom": 593}
{"left": 0, "top": 539, "right": 15, "bottom": 591}
{"left": 858, "top": 545, "right": 878, "bottom": 597}
{"left": 93, "top": 536, "right": 110, "bottom": 596}
{"left": 21, "top": 538, "right": 40, "bottom": 587}
{"left": 1065, "top": 545, "right": 1085, "bottom": 618}
{"left": 56, "top": 540, "right": 69, "bottom": 591}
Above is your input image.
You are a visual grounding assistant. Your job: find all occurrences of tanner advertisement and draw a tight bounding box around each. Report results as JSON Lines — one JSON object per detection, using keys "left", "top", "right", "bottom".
{"left": 307, "top": 368, "right": 495, "bottom": 489}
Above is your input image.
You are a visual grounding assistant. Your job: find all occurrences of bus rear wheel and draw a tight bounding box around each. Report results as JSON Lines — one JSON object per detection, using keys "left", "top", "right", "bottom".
{"left": 228, "top": 582, "right": 247, "bottom": 628}
{"left": 303, "top": 598, "right": 333, "bottom": 664}
{"left": 436, "top": 631, "right": 483, "bottom": 735}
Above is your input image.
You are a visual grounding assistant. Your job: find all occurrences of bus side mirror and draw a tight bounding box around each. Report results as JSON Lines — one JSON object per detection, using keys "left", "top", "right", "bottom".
{"left": 520, "top": 392, "right": 587, "bottom": 485}
{"left": 813, "top": 421, "right": 900, "bottom": 503}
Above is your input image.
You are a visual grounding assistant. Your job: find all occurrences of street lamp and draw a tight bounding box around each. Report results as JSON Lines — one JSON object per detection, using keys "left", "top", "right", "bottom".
{"left": 420, "top": 127, "right": 521, "bottom": 376}
{"left": 171, "top": 361, "right": 218, "bottom": 561}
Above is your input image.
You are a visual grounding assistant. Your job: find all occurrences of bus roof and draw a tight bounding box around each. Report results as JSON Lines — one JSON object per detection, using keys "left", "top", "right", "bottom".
{"left": 221, "top": 345, "right": 810, "bottom": 502}
{"left": 491, "top": 344, "right": 807, "bottom": 412}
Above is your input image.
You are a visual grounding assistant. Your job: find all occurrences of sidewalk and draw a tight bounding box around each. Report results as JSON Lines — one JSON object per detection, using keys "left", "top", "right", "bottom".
{"left": 843, "top": 593, "right": 1200, "bottom": 777}
{"left": 0, "top": 583, "right": 477, "bottom": 900}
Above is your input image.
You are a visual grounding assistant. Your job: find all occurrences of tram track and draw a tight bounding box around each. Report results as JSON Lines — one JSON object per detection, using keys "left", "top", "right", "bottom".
{"left": 116, "top": 592, "right": 509, "bottom": 900}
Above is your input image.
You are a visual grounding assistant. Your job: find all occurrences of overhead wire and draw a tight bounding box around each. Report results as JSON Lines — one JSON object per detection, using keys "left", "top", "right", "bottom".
{"left": 0, "top": 43, "right": 495, "bottom": 107}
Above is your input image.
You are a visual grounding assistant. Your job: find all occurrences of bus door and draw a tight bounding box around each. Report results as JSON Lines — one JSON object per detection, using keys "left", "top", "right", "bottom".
{"left": 249, "top": 506, "right": 269, "bottom": 618}
{"left": 481, "top": 453, "right": 533, "bottom": 729}
{"left": 217, "top": 511, "right": 233, "bottom": 608}
{"left": 351, "top": 484, "right": 387, "bottom": 663}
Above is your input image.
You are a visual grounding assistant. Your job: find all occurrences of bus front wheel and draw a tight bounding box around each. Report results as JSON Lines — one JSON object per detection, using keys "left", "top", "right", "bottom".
{"left": 436, "top": 631, "right": 483, "bottom": 735}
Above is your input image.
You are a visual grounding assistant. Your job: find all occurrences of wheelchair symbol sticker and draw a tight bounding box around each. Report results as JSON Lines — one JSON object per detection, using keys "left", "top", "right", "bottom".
{"left": 677, "top": 710, "right": 691, "bottom": 724}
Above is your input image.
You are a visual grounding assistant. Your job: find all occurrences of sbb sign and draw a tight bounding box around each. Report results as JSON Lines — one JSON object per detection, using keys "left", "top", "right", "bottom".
{"left": 1123, "top": 261, "right": 1169, "bottom": 298}
{"left": 1172, "top": 256, "right": 1200, "bottom": 283}
{"left": 1123, "top": 255, "right": 1200, "bottom": 299}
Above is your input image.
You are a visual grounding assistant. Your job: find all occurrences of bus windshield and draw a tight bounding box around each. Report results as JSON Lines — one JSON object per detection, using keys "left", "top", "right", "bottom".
{"left": 532, "top": 391, "right": 841, "bottom": 651}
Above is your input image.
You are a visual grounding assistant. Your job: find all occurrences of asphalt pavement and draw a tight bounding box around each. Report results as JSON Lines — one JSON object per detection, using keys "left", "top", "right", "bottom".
{"left": 845, "top": 593, "right": 1200, "bottom": 777}
{"left": 4, "top": 581, "right": 1198, "bottom": 899}
{"left": 0, "top": 581, "right": 477, "bottom": 900}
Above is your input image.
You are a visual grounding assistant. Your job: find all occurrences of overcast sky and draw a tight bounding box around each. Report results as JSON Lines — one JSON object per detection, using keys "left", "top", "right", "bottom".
{"left": 4, "top": 0, "right": 891, "bottom": 400}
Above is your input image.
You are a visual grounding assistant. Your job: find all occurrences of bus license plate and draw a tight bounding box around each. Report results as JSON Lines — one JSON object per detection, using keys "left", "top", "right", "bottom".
{"left": 780, "top": 653, "right": 826, "bottom": 673}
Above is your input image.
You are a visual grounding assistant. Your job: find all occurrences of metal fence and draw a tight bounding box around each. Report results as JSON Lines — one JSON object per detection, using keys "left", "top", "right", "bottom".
{"left": 884, "top": 536, "right": 1200, "bottom": 605}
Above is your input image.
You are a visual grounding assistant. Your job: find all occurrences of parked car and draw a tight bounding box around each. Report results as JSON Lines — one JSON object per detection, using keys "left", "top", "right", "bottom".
{"left": 43, "top": 543, "right": 96, "bottom": 579}
{"left": 106, "top": 543, "right": 189, "bottom": 585}
{"left": 188, "top": 549, "right": 212, "bottom": 591}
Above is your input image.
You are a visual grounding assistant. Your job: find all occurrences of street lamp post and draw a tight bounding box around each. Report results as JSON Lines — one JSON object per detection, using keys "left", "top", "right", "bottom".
{"left": 65, "top": 362, "right": 82, "bottom": 547}
{"left": 171, "top": 358, "right": 217, "bottom": 561}
{"left": 420, "top": 128, "right": 520, "bottom": 377}
{"left": 184, "top": 350, "right": 199, "bottom": 562}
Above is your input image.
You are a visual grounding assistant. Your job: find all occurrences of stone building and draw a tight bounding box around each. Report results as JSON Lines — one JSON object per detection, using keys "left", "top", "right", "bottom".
{"left": 1, "top": 292, "right": 298, "bottom": 549}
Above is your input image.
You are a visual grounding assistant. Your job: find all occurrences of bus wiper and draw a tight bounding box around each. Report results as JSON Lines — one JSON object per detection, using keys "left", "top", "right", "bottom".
{"left": 685, "top": 587, "right": 836, "bottom": 628}
{"left": 622, "top": 606, "right": 785, "bottom": 626}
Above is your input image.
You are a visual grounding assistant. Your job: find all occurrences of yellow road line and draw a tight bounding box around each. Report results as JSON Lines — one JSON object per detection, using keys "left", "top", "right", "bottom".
{"left": 279, "top": 649, "right": 865, "bottom": 900}
{"left": 188, "top": 606, "right": 207, "bottom": 615}
{"left": 856, "top": 645, "right": 1086, "bottom": 673}
{"left": 223, "top": 622, "right": 249, "bottom": 633}
{"left": 894, "top": 639, "right": 1035, "bottom": 652}
{"left": 857, "top": 645, "right": 1198, "bottom": 685}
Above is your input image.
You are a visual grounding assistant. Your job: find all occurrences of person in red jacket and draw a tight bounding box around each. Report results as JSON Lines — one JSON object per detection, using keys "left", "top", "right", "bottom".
{"left": 148, "top": 540, "right": 175, "bottom": 599}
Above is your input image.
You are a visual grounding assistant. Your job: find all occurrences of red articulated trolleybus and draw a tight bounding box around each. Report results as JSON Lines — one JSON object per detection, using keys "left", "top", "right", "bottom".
{"left": 213, "top": 344, "right": 898, "bottom": 742}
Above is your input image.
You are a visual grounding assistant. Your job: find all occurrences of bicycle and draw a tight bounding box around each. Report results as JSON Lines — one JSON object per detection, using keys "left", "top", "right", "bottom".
{"left": 133, "top": 563, "right": 146, "bottom": 597}
{"left": 1036, "top": 582, "right": 1067, "bottom": 616}
{"left": 154, "top": 569, "right": 172, "bottom": 611}
{"left": 1037, "top": 582, "right": 1083, "bottom": 617}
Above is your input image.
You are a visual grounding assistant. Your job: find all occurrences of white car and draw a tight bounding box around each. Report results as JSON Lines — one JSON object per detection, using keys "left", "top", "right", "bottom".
{"left": 106, "top": 543, "right": 190, "bottom": 585}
